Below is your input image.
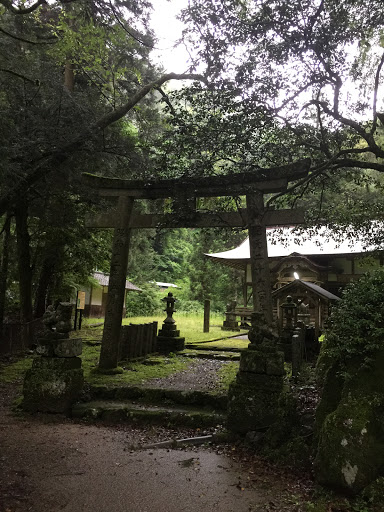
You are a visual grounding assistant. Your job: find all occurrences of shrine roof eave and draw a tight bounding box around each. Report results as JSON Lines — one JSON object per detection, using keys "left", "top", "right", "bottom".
{"left": 204, "top": 255, "right": 247, "bottom": 271}
{"left": 272, "top": 279, "right": 341, "bottom": 301}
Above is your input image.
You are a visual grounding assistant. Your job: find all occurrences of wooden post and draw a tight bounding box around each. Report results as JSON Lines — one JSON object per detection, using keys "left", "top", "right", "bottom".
{"left": 246, "top": 190, "right": 273, "bottom": 326}
{"left": 203, "top": 299, "right": 210, "bottom": 333}
{"left": 99, "top": 196, "right": 134, "bottom": 370}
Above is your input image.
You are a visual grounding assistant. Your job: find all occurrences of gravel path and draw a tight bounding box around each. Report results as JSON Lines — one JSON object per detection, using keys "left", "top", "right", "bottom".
{"left": 144, "top": 358, "right": 234, "bottom": 392}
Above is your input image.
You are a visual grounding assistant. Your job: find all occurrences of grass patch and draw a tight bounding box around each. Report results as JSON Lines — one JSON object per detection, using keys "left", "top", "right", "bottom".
{"left": 80, "top": 313, "right": 247, "bottom": 345}
{"left": 216, "top": 361, "right": 239, "bottom": 392}
{"left": 122, "top": 313, "right": 247, "bottom": 344}
{"left": 1, "top": 313, "right": 244, "bottom": 388}
{"left": 0, "top": 356, "right": 33, "bottom": 384}
{"left": 82, "top": 343, "right": 191, "bottom": 386}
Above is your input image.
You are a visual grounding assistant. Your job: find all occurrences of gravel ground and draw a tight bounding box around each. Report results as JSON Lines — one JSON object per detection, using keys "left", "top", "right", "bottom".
{"left": 144, "top": 358, "right": 232, "bottom": 392}
{"left": 0, "top": 381, "right": 314, "bottom": 512}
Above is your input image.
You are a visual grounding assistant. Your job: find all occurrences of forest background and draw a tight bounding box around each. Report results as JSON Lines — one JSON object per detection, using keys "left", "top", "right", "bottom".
{"left": 1, "top": 0, "right": 384, "bottom": 331}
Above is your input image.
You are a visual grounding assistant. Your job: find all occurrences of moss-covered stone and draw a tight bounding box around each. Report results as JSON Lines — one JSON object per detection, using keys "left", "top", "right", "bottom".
{"left": 88, "top": 384, "right": 228, "bottom": 410}
{"left": 36, "top": 337, "right": 82, "bottom": 358}
{"left": 33, "top": 356, "right": 82, "bottom": 371}
{"left": 315, "top": 360, "right": 344, "bottom": 438}
{"left": 315, "top": 332, "right": 384, "bottom": 494}
{"left": 227, "top": 378, "right": 283, "bottom": 434}
{"left": 72, "top": 400, "right": 225, "bottom": 428}
{"left": 156, "top": 336, "right": 185, "bottom": 354}
{"left": 362, "top": 477, "right": 384, "bottom": 508}
{"left": 315, "top": 396, "right": 384, "bottom": 493}
{"left": 227, "top": 345, "right": 285, "bottom": 434}
{"left": 22, "top": 365, "right": 84, "bottom": 413}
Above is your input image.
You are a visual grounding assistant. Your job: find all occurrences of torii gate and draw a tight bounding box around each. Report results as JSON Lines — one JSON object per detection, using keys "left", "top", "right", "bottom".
{"left": 84, "top": 158, "right": 310, "bottom": 369}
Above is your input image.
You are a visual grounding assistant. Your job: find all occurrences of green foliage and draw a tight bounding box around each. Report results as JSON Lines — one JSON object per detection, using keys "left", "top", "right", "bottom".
{"left": 323, "top": 269, "right": 384, "bottom": 367}
{"left": 125, "top": 282, "right": 162, "bottom": 317}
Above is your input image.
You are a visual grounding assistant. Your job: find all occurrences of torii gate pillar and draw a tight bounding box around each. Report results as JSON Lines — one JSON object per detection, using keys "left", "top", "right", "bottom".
{"left": 246, "top": 189, "right": 273, "bottom": 325}
{"left": 98, "top": 197, "right": 134, "bottom": 370}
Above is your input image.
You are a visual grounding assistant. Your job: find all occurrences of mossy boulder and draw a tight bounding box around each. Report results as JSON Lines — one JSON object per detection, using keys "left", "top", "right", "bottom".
{"left": 315, "top": 396, "right": 384, "bottom": 493}
{"left": 315, "top": 360, "right": 344, "bottom": 438}
{"left": 315, "top": 350, "right": 384, "bottom": 494}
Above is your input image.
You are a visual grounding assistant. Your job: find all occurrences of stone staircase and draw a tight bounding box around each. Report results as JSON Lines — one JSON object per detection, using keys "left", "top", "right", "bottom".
{"left": 72, "top": 385, "right": 227, "bottom": 428}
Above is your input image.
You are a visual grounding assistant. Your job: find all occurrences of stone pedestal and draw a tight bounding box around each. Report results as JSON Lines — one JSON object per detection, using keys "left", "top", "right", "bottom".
{"left": 22, "top": 302, "right": 84, "bottom": 414}
{"left": 227, "top": 342, "right": 285, "bottom": 434}
{"left": 23, "top": 356, "right": 84, "bottom": 413}
{"left": 157, "top": 323, "right": 185, "bottom": 354}
{"left": 222, "top": 312, "right": 240, "bottom": 331}
{"left": 277, "top": 329, "right": 294, "bottom": 362}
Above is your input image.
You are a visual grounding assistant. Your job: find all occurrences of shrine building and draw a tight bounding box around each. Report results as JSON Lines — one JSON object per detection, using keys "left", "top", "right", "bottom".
{"left": 206, "top": 227, "right": 382, "bottom": 331}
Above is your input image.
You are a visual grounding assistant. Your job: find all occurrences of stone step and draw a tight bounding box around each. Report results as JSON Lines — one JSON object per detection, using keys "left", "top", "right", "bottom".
{"left": 180, "top": 351, "right": 240, "bottom": 361}
{"left": 87, "top": 385, "right": 228, "bottom": 410}
{"left": 72, "top": 400, "right": 226, "bottom": 428}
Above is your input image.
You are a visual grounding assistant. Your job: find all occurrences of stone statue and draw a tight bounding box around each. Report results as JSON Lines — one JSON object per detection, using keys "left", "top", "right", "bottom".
{"left": 42, "top": 302, "right": 73, "bottom": 336}
{"left": 248, "top": 311, "right": 278, "bottom": 346}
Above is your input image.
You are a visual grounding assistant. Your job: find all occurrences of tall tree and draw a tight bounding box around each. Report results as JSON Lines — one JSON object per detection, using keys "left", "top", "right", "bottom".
{"left": 162, "top": 0, "right": 384, "bottom": 193}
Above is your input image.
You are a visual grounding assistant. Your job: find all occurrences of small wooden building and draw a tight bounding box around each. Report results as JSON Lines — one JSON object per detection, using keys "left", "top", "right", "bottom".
{"left": 272, "top": 279, "right": 341, "bottom": 337}
{"left": 83, "top": 272, "right": 142, "bottom": 318}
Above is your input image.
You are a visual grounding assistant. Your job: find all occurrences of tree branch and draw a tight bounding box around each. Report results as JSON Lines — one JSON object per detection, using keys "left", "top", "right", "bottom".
{"left": 0, "top": 72, "right": 208, "bottom": 217}
{"left": 0, "top": 26, "right": 55, "bottom": 44}
{"left": 309, "top": 99, "right": 384, "bottom": 158}
{"left": 0, "top": 0, "right": 46, "bottom": 14}
{"left": 371, "top": 52, "right": 384, "bottom": 135}
{"left": 0, "top": 67, "right": 36, "bottom": 83}
{"left": 108, "top": 0, "right": 154, "bottom": 49}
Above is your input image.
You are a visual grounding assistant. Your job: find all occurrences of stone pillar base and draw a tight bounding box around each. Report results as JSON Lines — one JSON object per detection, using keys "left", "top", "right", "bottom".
{"left": 22, "top": 356, "right": 84, "bottom": 413}
{"left": 157, "top": 336, "right": 185, "bottom": 354}
{"left": 227, "top": 343, "right": 284, "bottom": 434}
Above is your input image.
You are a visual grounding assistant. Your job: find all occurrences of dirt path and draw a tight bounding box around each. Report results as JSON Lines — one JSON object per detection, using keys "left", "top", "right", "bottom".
{"left": 144, "top": 358, "right": 231, "bottom": 392}
{"left": 0, "top": 383, "right": 312, "bottom": 512}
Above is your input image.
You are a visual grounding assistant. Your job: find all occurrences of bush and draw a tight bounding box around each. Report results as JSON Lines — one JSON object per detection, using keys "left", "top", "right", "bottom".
{"left": 125, "top": 283, "right": 162, "bottom": 317}
{"left": 323, "top": 268, "right": 384, "bottom": 368}
{"left": 176, "top": 300, "right": 204, "bottom": 314}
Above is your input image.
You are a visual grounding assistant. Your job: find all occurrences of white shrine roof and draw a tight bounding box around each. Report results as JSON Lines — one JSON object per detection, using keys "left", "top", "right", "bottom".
{"left": 206, "top": 226, "right": 379, "bottom": 265}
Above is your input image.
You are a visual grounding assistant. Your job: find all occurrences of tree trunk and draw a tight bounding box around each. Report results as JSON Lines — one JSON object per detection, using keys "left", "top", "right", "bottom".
{"left": 99, "top": 197, "right": 134, "bottom": 370}
{"left": 0, "top": 215, "right": 11, "bottom": 335}
{"left": 15, "top": 202, "right": 33, "bottom": 346}
{"left": 34, "top": 253, "right": 56, "bottom": 318}
{"left": 64, "top": 60, "right": 75, "bottom": 92}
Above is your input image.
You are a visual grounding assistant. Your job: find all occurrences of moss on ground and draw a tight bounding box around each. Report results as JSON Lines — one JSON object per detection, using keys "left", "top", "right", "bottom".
{"left": 1, "top": 343, "right": 192, "bottom": 388}
{"left": 82, "top": 343, "right": 192, "bottom": 386}
{"left": 0, "top": 356, "right": 33, "bottom": 384}
{"left": 216, "top": 361, "right": 239, "bottom": 392}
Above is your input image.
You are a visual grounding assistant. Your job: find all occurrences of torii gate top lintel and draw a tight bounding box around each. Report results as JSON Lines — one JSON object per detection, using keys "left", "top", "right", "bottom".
{"left": 82, "top": 158, "right": 310, "bottom": 199}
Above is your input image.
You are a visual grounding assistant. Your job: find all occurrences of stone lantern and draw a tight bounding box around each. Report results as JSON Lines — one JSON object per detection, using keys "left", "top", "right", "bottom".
{"left": 156, "top": 292, "right": 185, "bottom": 354}
{"left": 162, "top": 292, "right": 177, "bottom": 324}
{"left": 280, "top": 295, "right": 297, "bottom": 329}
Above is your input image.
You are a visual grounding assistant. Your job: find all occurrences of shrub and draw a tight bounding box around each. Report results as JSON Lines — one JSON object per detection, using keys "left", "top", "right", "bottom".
{"left": 323, "top": 268, "right": 384, "bottom": 368}
{"left": 125, "top": 283, "right": 162, "bottom": 317}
